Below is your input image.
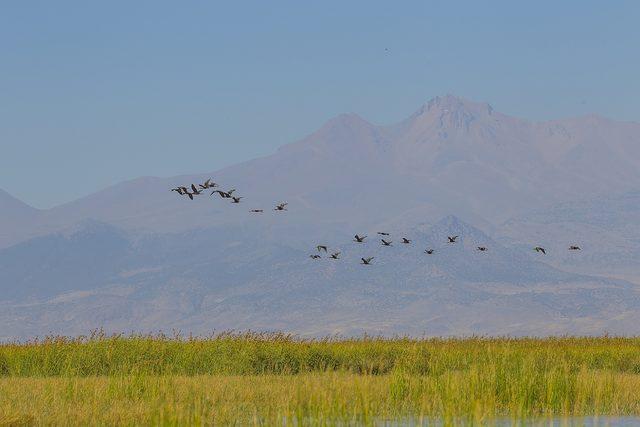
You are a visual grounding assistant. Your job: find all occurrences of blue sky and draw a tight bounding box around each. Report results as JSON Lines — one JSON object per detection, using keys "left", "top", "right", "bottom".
{"left": 1, "top": 1, "right": 639, "bottom": 208}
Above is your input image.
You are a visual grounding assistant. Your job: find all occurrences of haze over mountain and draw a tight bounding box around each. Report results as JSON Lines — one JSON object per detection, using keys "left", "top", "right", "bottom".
{"left": 2, "top": 95, "right": 640, "bottom": 339}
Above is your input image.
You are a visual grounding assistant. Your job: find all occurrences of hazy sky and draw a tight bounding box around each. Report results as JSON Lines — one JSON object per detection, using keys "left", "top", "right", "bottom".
{"left": 1, "top": 1, "right": 639, "bottom": 208}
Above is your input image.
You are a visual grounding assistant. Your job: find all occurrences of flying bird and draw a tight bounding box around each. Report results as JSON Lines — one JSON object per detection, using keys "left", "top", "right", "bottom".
{"left": 309, "top": 255, "right": 321, "bottom": 259}
{"left": 317, "top": 245, "right": 328, "bottom": 253}
{"left": 275, "top": 203, "right": 288, "bottom": 211}
{"left": 211, "top": 190, "right": 231, "bottom": 198}
{"left": 171, "top": 187, "right": 185, "bottom": 195}
{"left": 377, "top": 232, "right": 390, "bottom": 236}
{"left": 190, "top": 184, "right": 202, "bottom": 195}
{"left": 401, "top": 238, "right": 411, "bottom": 244}
{"left": 381, "top": 239, "right": 392, "bottom": 246}
{"left": 231, "top": 196, "right": 243, "bottom": 204}
{"left": 361, "top": 257, "right": 374, "bottom": 265}
{"left": 330, "top": 252, "right": 341, "bottom": 259}
{"left": 354, "top": 234, "right": 367, "bottom": 243}
{"left": 199, "top": 179, "right": 217, "bottom": 190}
{"left": 448, "top": 236, "right": 459, "bottom": 243}
{"left": 569, "top": 245, "right": 581, "bottom": 250}
{"left": 534, "top": 246, "right": 546, "bottom": 254}
{"left": 250, "top": 209, "right": 264, "bottom": 213}
{"left": 424, "top": 249, "right": 434, "bottom": 255}
{"left": 477, "top": 246, "right": 487, "bottom": 252}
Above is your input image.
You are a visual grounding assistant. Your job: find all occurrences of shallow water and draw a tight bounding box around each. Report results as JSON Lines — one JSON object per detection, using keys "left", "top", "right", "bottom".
{"left": 374, "top": 416, "right": 640, "bottom": 426}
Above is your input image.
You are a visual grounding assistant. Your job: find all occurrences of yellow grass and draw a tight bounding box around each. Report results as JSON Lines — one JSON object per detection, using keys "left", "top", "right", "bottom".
{"left": 1, "top": 333, "right": 640, "bottom": 425}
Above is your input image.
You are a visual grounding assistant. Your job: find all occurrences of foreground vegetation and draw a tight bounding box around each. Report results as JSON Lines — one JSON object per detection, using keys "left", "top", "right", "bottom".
{"left": 1, "top": 332, "right": 640, "bottom": 425}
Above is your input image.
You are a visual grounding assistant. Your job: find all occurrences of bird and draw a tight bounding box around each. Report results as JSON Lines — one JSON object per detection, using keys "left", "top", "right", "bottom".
{"left": 377, "top": 232, "right": 390, "bottom": 236}
{"left": 190, "top": 184, "right": 202, "bottom": 195}
{"left": 424, "top": 249, "right": 434, "bottom": 255}
{"left": 569, "top": 245, "right": 581, "bottom": 250}
{"left": 330, "top": 252, "right": 341, "bottom": 259}
{"left": 275, "top": 203, "right": 288, "bottom": 211}
{"left": 381, "top": 239, "right": 392, "bottom": 246}
{"left": 534, "top": 246, "right": 546, "bottom": 255}
{"left": 231, "top": 196, "right": 243, "bottom": 204}
{"left": 171, "top": 187, "right": 185, "bottom": 195}
{"left": 317, "top": 245, "right": 328, "bottom": 253}
{"left": 309, "top": 255, "right": 321, "bottom": 259}
{"left": 361, "top": 257, "right": 374, "bottom": 265}
{"left": 477, "top": 246, "right": 487, "bottom": 252}
{"left": 448, "top": 236, "right": 459, "bottom": 243}
{"left": 401, "top": 238, "right": 411, "bottom": 244}
{"left": 211, "top": 190, "right": 231, "bottom": 198}
{"left": 354, "top": 234, "right": 367, "bottom": 243}
{"left": 250, "top": 209, "right": 264, "bottom": 213}
{"left": 185, "top": 190, "right": 194, "bottom": 200}
{"left": 199, "top": 179, "right": 217, "bottom": 190}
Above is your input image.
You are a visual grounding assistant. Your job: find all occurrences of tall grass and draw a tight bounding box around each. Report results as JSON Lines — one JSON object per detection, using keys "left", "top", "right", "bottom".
{"left": 1, "top": 332, "right": 640, "bottom": 424}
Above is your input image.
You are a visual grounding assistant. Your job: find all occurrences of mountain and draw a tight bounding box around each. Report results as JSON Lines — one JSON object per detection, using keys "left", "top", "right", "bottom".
{"left": 3, "top": 95, "right": 640, "bottom": 250}
{"left": 2, "top": 215, "right": 640, "bottom": 340}
{"left": 3, "top": 95, "right": 640, "bottom": 339}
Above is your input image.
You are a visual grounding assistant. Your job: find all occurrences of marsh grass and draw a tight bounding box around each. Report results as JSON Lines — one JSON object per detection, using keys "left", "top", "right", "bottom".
{"left": 1, "top": 332, "right": 640, "bottom": 425}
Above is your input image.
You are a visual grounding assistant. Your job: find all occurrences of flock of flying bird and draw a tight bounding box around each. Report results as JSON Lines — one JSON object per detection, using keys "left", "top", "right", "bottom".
{"left": 171, "top": 179, "right": 287, "bottom": 212}
{"left": 171, "top": 179, "right": 582, "bottom": 266}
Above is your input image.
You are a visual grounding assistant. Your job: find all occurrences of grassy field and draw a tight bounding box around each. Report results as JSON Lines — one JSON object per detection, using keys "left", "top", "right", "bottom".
{"left": 1, "top": 332, "right": 640, "bottom": 425}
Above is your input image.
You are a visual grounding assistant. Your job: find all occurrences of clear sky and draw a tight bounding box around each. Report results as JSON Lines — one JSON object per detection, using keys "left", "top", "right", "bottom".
{"left": 1, "top": 1, "right": 639, "bottom": 208}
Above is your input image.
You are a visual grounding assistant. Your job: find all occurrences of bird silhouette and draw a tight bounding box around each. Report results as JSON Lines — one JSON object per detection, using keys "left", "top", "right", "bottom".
{"left": 401, "top": 238, "right": 411, "bottom": 244}
{"left": 199, "top": 179, "right": 217, "bottom": 190}
{"left": 569, "top": 245, "right": 581, "bottom": 250}
{"left": 190, "top": 184, "right": 203, "bottom": 195}
{"left": 477, "top": 246, "right": 487, "bottom": 252}
{"left": 171, "top": 187, "right": 185, "bottom": 195}
{"left": 250, "top": 209, "right": 264, "bottom": 213}
{"left": 377, "top": 232, "right": 390, "bottom": 236}
{"left": 275, "top": 203, "right": 288, "bottom": 211}
{"left": 448, "top": 236, "right": 459, "bottom": 243}
{"left": 534, "top": 246, "right": 546, "bottom": 254}
{"left": 231, "top": 196, "right": 243, "bottom": 204}
{"left": 424, "top": 249, "right": 434, "bottom": 255}
{"left": 381, "top": 239, "right": 392, "bottom": 246}
{"left": 354, "top": 234, "right": 367, "bottom": 243}
{"left": 317, "top": 245, "right": 328, "bottom": 253}
{"left": 330, "top": 252, "right": 341, "bottom": 259}
{"left": 211, "top": 190, "right": 231, "bottom": 198}
{"left": 309, "top": 255, "right": 321, "bottom": 259}
{"left": 361, "top": 257, "right": 374, "bottom": 265}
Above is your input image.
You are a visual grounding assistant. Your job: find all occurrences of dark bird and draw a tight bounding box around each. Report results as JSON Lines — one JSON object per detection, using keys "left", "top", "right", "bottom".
{"left": 250, "top": 209, "right": 264, "bottom": 213}
{"left": 275, "top": 202, "right": 288, "bottom": 211}
{"left": 381, "top": 239, "right": 392, "bottom": 246}
{"left": 377, "top": 232, "right": 390, "bottom": 236}
{"left": 199, "top": 179, "right": 217, "bottom": 190}
{"left": 354, "top": 234, "right": 367, "bottom": 243}
{"left": 424, "top": 249, "right": 434, "bottom": 255}
{"left": 534, "top": 246, "right": 546, "bottom": 255}
{"left": 309, "top": 255, "right": 321, "bottom": 259}
{"left": 477, "top": 246, "right": 487, "bottom": 252}
{"left": 569, "top": 245, "right": 581, "bottom": 250}
{"left": 211, "top": 190, "right": 231, "bottom": 198}
{"left": 401, "top": 238, "right": 411, "bottom": 244}
{"left": 361, "top": 257, "right": 374, "bottom": 265}
{"left": 448, "top": 236, "right": 459, "bottom": 243}
{"left": 330, "top": 252, "right": 341, "bottom": 259}
{"left": 317, "top": 245, "right": 328, "bottom": 253}
{"left": 190, "top": 184, "right": 202, "bottom": 195}
{"left": 171, "top": 187, "right": 185, "bottom": 195}
{"left": 185, "top": 191, "right": 194, "bottom": 200}
{"left": 231, "top": 196, "right": 243, "bottom": 204}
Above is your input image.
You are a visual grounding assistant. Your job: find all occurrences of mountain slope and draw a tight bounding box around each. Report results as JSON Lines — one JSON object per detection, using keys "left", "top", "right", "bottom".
{"left": 2, "top": 215, "right": 639, "bottom": 340}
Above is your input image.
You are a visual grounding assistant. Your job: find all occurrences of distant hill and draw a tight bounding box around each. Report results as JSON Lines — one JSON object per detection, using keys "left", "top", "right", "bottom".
{"left": 3, "top": 95, "right": 640, "bottom": 339}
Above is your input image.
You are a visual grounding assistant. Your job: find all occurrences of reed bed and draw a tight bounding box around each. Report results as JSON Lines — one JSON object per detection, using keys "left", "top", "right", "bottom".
{"left": 1, "top": 332, "right": 640, "bottom": 425}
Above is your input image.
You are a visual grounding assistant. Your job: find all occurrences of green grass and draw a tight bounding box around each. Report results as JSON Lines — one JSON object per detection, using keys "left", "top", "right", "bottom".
{"left": 1, "top": 332, "right": 640, "bottom": 425}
